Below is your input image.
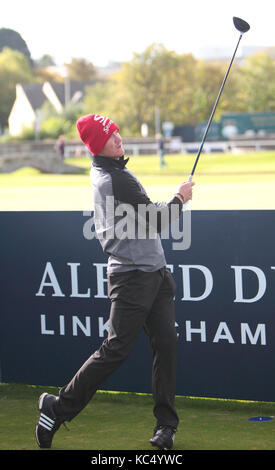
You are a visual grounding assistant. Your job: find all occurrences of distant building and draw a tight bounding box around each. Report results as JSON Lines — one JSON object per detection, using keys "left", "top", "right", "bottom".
{"left": 9, "top": 83, "right": 45, "bottom": 136}
{"left": 195, "top": 45, "right": 274, "bottom": 63}
{"left": 95, "top": 61, "right": 122, "bottom": 77}
{"left": 8, "top": 80, "right": 97, "bottom": 136}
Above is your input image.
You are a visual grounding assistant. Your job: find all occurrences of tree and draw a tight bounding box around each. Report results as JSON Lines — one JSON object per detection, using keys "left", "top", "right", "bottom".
{"left": 65, "top": 58, "right": 97, "bottom": 81}
{"left": 0, "top": 28, "right": 32, "bottom": 63}
{"left": 84, "top": 43, "right": 234, "bottom": 135}
{"left": 0, "top": 48, "right": 34, "bottom": 129}
{"left": 122, "top": 44, "right": 187, "bottom": 133}
{"left": 188, "top": 59, "right": 245, "bottom": 123}
{"left": 35, "top": 54, "right": 56, "bottom": 68}
{"left": 34, "top": 55, "right": 63, "bottom": 83}
{"left": 79, "top": 45, "right": 275, "bottom": 137}
{"left": 239, "top": 51, "right": 275, "bottom": 112}
{"left": 98, "top": 44, "right": 199, "bottom": 135}
{"left": 83, "top": 80, "right": 111, "bottom": 114}
{"left": 39, "top": 100, "right": 84, "bottom": 140}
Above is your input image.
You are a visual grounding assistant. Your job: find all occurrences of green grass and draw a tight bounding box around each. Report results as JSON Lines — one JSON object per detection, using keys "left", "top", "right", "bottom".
{"left": 1, "top": 383, "right": 275, "bottom": 450}
{"left": 127, "top": 150, "right": 275, "bottom": 181}
{"left": 0, "top": 151, "right": 275, "bottom": 210}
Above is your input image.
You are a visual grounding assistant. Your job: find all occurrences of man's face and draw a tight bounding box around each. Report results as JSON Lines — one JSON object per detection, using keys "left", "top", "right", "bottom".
{"left": 99, "top": 130, "right": 124, "bottom": 159}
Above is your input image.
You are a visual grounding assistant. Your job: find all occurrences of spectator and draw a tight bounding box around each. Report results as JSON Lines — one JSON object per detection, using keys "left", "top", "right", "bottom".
{"left": 56, "top": 135, "right": 65, "bottom": 160}
{"left": 156, "top": 133, "right": 167, "bottom": 168}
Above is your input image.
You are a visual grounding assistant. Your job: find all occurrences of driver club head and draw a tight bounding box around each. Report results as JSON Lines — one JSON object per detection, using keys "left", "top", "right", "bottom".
{"left": 233, "top": 16, "right": 250, "bottom": 33}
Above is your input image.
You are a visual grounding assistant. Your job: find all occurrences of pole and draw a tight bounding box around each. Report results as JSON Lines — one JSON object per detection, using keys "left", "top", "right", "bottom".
{"left": 189, "top": 33, "right": 243, "bottom": 181}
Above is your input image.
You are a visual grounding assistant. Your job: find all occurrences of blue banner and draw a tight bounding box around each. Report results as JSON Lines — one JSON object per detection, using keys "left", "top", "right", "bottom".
{"left": 1, "top": 210, "right": 275, "bottom": 401}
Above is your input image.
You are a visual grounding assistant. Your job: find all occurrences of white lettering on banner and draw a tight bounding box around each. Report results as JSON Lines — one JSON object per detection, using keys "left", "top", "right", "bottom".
{"left": 93, "top": 263, "right": 108, "bottom": 298}
{"left": 241, "top": 323, "right": 266, "bottom": 345}
{"left": 213, "top": 322, "right": 234, "bottom": 343}
{"left": 39, "top": 314, "right": 267, "bottom": 346}
{"left": 59, "top": 315, "right": 65, "bottom": 335}
{"left": 67, "top": 263, "right": 91, "bottom": 298}
{"left": 35, "top": 262, "right": 275, "bottom": 302}
{"left": 231, "top": 266, "right": 267, "bottom": 303}
{"left": 41, "top": 314, "right": 54, "bottom": 335}
{"left": 36, "top": 262, "right": 65, "bottom": 297}
{"left": 35, "top": 261, "right": 108, "bottom": 298}
{"left": 179, "top": 265, "right": 213, "bottom": 301}
{"left": 98, "top": 317, "right": 109, "bottom": 337}
{"left": 185, "top": 321, "right": 266, "bottom": 345}
{"left": 72, "top": 316, "right": 91, "bottom": 336}
{"left": 166, "top": 264, "right": 174, "bottom": 273}
{"left": 186, "top": 321, "right": 206, "bottom": 342}
{"left": 41, "top": 314, "right": 92, "bottom": 336}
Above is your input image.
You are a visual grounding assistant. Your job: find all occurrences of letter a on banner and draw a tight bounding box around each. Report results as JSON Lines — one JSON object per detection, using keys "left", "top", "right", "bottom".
{"left": 36, "top": 262, "right": 65, "bottom": 297}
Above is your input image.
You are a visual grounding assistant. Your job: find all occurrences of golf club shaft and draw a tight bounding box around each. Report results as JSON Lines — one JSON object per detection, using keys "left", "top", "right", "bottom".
{"left": 189, "top": 33, "right": 243, "bottom": 182}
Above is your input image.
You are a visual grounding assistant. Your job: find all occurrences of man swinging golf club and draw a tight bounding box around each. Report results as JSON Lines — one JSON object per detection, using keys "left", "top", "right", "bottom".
{"left": 35, "top": 113, "right": 194, "bottom": 450}
{"left": 35, "top": 14, "right": 250, "bottom": 451}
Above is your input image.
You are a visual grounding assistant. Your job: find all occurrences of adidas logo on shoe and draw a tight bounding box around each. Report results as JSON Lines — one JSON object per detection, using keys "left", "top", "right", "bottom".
{"left": 38, "top": 412, "right": 55, "bottom": 432}
{"left": 35, "top": 392, "right": 64, "bottom": 449}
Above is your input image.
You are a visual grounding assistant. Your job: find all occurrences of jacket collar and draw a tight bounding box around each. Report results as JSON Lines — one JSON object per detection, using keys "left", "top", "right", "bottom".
{"left": 92, "top": 155, "right": 129, "bottom": 169}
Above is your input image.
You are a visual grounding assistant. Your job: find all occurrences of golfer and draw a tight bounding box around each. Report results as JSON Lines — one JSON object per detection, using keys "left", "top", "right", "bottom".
{"left": 35, "top": 114, "right": 194, "bottom": 450}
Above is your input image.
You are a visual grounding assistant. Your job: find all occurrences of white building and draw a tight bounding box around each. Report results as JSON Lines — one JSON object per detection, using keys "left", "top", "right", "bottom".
{"left": 8, "top": 80, "right": 97, "bottom": 136}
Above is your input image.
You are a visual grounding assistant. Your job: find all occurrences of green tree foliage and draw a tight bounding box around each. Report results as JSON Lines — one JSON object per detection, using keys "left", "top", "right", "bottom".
{"left": 84, "top": 81, "right": 112, "bottom": 116}
{"left": 65, "top": 58, "right": 97, "bottom": 81}
{"left": 83, "top": 43, "right": 250, "bottom": 136}
{"left": 239, "top": 51, "right": 275, "bottom": 112}
{"left": 113, "top": 44, "right": 197, "bottom": 134}
{"left": 37, "top": 101, "right": 84, "bottom": 139}
{"left": 35, "top": 54, "right": 56, "bottom": 68}
{"left": 83, "top": 44, "right": 197, "bottom": 135}
{"left": 2, "top": 38, "right": 275, "bottom": 139}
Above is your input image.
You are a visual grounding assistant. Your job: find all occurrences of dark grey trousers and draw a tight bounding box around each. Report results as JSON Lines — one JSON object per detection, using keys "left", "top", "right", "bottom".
{"left": 57, "top": 267, "right": 179, "bottom": 429}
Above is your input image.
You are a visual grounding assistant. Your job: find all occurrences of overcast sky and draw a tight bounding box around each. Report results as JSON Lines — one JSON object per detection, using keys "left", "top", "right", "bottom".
{"left": 1, "top": 0, "right": 274, "bottom": 66}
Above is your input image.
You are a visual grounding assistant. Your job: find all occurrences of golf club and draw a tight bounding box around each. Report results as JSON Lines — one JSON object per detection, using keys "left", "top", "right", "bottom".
{"left": 188, "top": 16, "right": 250, "bottom": 182}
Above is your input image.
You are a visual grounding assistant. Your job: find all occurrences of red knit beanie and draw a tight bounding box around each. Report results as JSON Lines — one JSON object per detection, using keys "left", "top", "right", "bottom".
{"left": 76, "top": 114, "right": 119, "bottom": 155}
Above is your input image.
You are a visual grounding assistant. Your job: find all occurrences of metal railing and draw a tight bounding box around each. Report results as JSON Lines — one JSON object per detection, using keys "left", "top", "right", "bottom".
{"left": 64, "top": 139, "right": 275, "bottom": 158}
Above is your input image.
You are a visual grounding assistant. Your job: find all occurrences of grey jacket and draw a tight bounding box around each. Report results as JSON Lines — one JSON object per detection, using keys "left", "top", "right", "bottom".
{"left": 90, "top": 155, "right": 182, "bottom": 274}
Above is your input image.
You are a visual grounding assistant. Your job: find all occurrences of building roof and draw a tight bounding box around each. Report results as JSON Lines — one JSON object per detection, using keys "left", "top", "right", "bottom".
{"left": 46, "top": 80, "right": 98, "bottom": 105}
{"left": 21, "top": 79, "right": 99, "bottom": 111}
{"left": 21, "top": 83, "right": 46, "bottom": 110}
